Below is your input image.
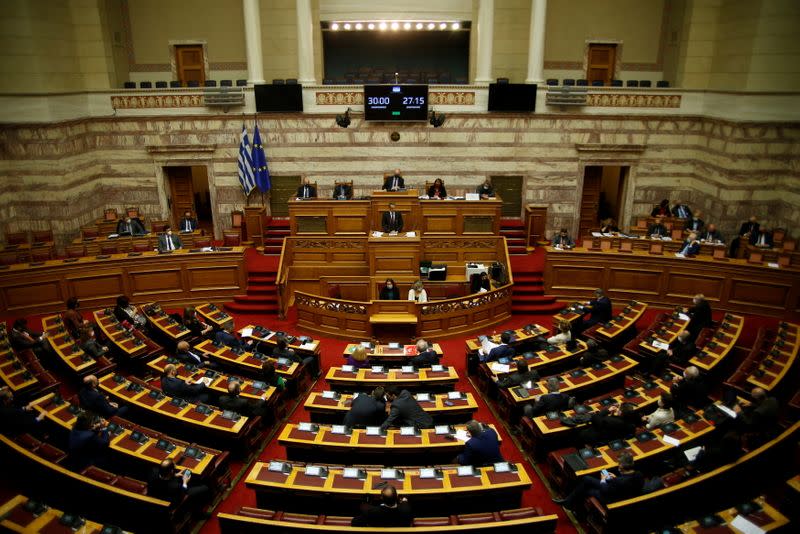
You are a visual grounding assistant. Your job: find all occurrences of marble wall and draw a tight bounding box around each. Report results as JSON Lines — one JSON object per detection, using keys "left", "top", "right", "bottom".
{"left": 1, "top": 112, "right": 797, "bottom": 250}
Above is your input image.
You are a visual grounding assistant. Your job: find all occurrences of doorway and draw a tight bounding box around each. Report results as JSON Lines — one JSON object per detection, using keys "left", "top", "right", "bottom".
{"left": 489, "top": 175, "right": 524, "bottom": 218}
{"left": 578, "top": 165, "right": 628, "bottom": 237}
{"left": 166, "top": 166, "right": 213, "bottom": 233}
{"left": 587, "top": 43, "right": 616, "bottom": 85}
{"left": 175, "top": 44, "right": 205, "bottom": 85}
{"left": 268, "top": 175, "right": 302, "bottom": 217}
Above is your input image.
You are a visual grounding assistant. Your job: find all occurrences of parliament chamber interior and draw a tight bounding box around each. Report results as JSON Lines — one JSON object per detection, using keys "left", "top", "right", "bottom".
{"left": 1, "top": 0, "right": 799, "bottom": 532}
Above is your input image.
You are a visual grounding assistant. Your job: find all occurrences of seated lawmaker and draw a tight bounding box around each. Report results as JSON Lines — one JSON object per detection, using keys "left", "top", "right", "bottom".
{"left": 553, "top": 451, "right": 643, "bottom": 509}
{"left": 179, "top": 210, "right": 198, "bottom": 232}
{"left": 261, "top": 361, "right": 286, "bottom": 391}
{"left": 599, "top": 218, "right": 619, "bottom": 233}
{"left": 407, "top": 280, "right": 427, "bottom": 303}
{"left": 493, "top": 359, "right": 539, "bottom": 389}
{"left": 476, "top": 178, "right": 495, "bottom": 198}
{"left": 161, "top": 364, "right": 209, "bottom": 404}
{"left": 296, "top": 178, "right": 317, "bottom": 199}
{"left": 174, "top": 341, "right": 210, "bottom": 367}
{"left": 730, "top": 216, "right": 758, "bottom": 256}
{"left": 643, "top": 393, "right": 675, "bottom": 430}
{"left": 183, "top": 306, "right": 213, "bottom": 337}
{"left": 273, "top": 336, "right": 319, "bottom": 378}
{"left": 480, "top": 331, "right": 515, "bottom": 362}
{"left": 114, "top": 295, "right": 146, "bottom": 329}
{"left": 379, "top": 279, "right": 401, "bottom": 300}
{"left": 351, "top": 485, "right": 412, "bottom": 527}
{"left": 547, "top": 320, "right": 572, "bottom": 345}
{"left": 332, "top": 182, "right": 353, "bottom": 199}
{"left": 0, "top": 386, "right": 46, "bottom": 435}
{"left": 578, "top": 402, "right": 640, "bottom": 446}
{"left": 698, "top": 223, "right": 724, "bottom": 243}
{"left": 382, "top": 168, "right": 405, "bottom": 191}
{"left": 68, "top": 412, "right": 110, "bottom": 471}
{"left": 380, "top": 387, "right": 433, "bottom": 431}
{"left": 734, "top": 387, "right": 779, "bottom": 442}
{"left": 677, "top": 232, "right": 701, "bottom": 256}
{"left": 381, "top": 203, "right": 404, "bottom": 233}
{"left": 9, "top": 318, "right": 47, "bottom": 355}
{"left": 78, "top": 325, "right": 109, "bottom": 359}
{"left": 410, "top": 339, "right": 439, "bottom": 368}
{"left": 523, "top": 377, "right": 571, "bottom": 418}
{"left": 686, "top": 293, "right": 712, "bottom": 339}
{"left": 752, "top": 227, "right": 774, "bottom": 248}
{"left": 344, "top": 386, "right": 385, "bottom": 428}
{"left": 220, "top": 380, "right": 266, "bottom": 418}
{"left": 456, "top": 420, "right": 503, "bottom": 466}
{"left": 427, "top": 178, "right": 447, "bottom": 199}
{"left": 670, "top": 366, "right": 708, "bottom": 413}
{"left": 552, "top": 228, "right": 574, "bottom": 249}
{"left": 64, "top": 297, "right": 89, "bottom": 337}
{"left": 686, "top": 210, "right": 705, "bottom": 233}
{"left": 647, "top": 217, "right": 669, "bottom": 238}
{"left": 116, "top": 216, "right": 145, "bottom": 236}
{"left": 148, "top": 458, "right": 210, "bottom": 512}
{"left": 216, "top": 323, "right": 255, "bottom": 351}
{"left": 582, "top": 288, "right": 612, "bottom": 328}
{"left": 667, "top": 330, "right": 696, "bottom": 365}
{"left": 650, "top": 199, "right": 670, "bottom": 217}
{"left": 671, "top": 199, "right": 692, "bottom": 219}
{"left": 346, "top": 345, "right": 371, "bottom": 369}
{"left": 79, "top": 375, "right": 126, "bottom": 418}
{"left": 157, "top": 226, "right": 182, "bottom": 252}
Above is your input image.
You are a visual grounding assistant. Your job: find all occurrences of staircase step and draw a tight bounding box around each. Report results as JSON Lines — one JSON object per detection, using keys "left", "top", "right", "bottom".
{"left": 513, "top": 287, "right": 545, "bottom": 296}
{"left": 233, "top": 295, "right": 276, "bottom": 305}
{"left": 512, "top": 302, "right": 564, "bottom": 314}
{"left": 514, "top": 275, "right": 544, "bottom": 284}
{"left": 263, "top": 247, "right": 282, "bottom": 256}
{"left": 500, "top": 230, "right": 526, "bottom": 238}
{"left": 248, "top": 275, "right": 277, "bottom": 284}
{"left": 512, "top": 294, "right": 556, "bottom": 304}
{"left": 224, "top": 302, "right": 280, "bottom": 313}
{"left": 246, "top": 286, "right": 277, "bottom": 295}
{"left": 264, "top": 237, "right": 285, "bottom": 246}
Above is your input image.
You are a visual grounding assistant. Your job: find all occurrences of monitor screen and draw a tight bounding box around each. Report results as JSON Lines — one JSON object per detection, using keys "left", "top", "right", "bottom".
{"left": 487, "top": 83, "right": 537, "bottom": 112}
{"left": 364, "top": 84, "right": 428, "bottom": 121}
{"left": 254, "top": 84, "right": 304, "bottom": 112}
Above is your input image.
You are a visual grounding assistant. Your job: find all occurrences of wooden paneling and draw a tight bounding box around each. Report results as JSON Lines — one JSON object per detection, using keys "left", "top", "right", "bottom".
{"left": 187, "top": 266, "right": 242, "bottom": 289}
{"left": 68, "top": 273, "right": 125, "bottom": 301}
{"left": 3, "top": 281, "right": 63, "bottom": 310}
{"left": 129, "top": 269, "right": 183, "bottom": 294}
{"left": 544, "top": 247, "right": 800, "bottom": 317}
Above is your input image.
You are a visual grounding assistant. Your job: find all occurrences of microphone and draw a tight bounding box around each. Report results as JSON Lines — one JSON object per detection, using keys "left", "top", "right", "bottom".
{"left": 394, "top": 72, "right": 399, "bottom": 84}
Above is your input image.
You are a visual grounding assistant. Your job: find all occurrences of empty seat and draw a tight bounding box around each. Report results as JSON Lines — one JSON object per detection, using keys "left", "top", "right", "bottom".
{"left": 114, "top": 476, "right": 147, "bottom": 494}
{"left": 563, "top": 79, "right": 575, "bottom": 86}
{"left": 272, "top": 79, "right": 285, "bottom": 85}
{"left": 280, "top": 512, "right": 318, "bottom": 524}
{"left": 499, "top": 507, "right": 539, "bottom": 520}
{"left": 591, "top": 80, "right": 604, "bottom": 86}
{"left": 576, "top": 79, "right": 588, "bottom": 86}
{"left": 204, "top": 80, "right": 217, "bottom": 87}
{"left": 187, "top": 80, "right": 200, "bottom": 87}
{"left": 657, "top": 80, "right": 670, "bottom": 87}
{"left": 83, "top": 465, "right": 117, "bottom": 484}
{"left": 223, "top": 232, "right": 241, "bottom": 247}
{"left": 458, "top": 512, "right": 496, "bottom": 524}
{"left": 414, "top": 516, "right": 452, "bottom": 527}
{"left": 99, "top": 244, "right": 118, "bottom": 255}
{"left": 139, "top": 81, "right": 152, "bottom": 88}
{"left": 220, "top": 79, "right": 233, "bottom": 87}
{"left": 32, "top": 229, "right": 53, "bottom": 243}
{"left": 31, "top": 249, "right": 51, "bottom": 262}
{"left": 285, "top": 78, "right": 298, "bottom": 84}
{"left": 236, "top": 79, "right": 247, "bottom": 86}
{"left": 496, "top": 77, "right": 510, "bottom": 84}
{"left": 611, "top": 79, "right": 623, "bottom": 87}
{"left": 132, "top": 242, "right": 151, "bottom": 252}
{"left": 546, "top": 78, "right": 559, "bottom": 86}
{"left": 239, "top": 507, "right": 276, "bottom": 520}
{"left": 0, "top": 253, "right": 17, "bottom": 265}
{"left": 5, "top": 231, "right": 28, "bottom": 245}
{"left": 639, "top": 80, "right": 652, "bottom": 87}
{"left": 169, "top": 80, "right": 182, "bottom": 88}
{"left": 15, "top": 433, "right": 42, "bottom": 451}
{"left": 36, "top": 443, "right": 67, "bottom": 463}
{"left": 66, "top": 245, "right": 86, "bottom": 258}
{"left": 194, "top": 238, "right": 212, "bottom": 248}
{"left": 626, "top": 80, "right": 639, "bottom": 87}
{"left": 322, "top": 515, "right": 353, "bottom": 526}
{"left": 123, "top": 82, "right": 136, "bottom": 89}
{"left": 155, "top": 81, "right": 167, "bottom": 88}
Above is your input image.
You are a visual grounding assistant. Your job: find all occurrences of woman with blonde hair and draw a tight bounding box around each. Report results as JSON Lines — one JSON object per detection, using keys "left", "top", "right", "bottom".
{"left": 346, "top": 345, "right": 370, "bottom": 369}
{"left": 408, "top": 280, "right": 428, "bottom": 303}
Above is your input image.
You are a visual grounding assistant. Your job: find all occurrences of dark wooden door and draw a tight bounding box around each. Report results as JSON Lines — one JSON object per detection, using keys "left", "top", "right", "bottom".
{"left": 167, "top": 167, "right": 195, "bottom": 225}
{"left": 587, "top": 44, "right": 616, "bottom": 85}
{"left": 578, "top": 166, "right": 602, "bottom": 238}
{"left": 490, "top": 175, "right": 524, "bottom": 218}
{"left": 269, "top": 175, "right": 301, "bottom": 217}
{"left": 175, "top": 45, "right": 205, "bottom": 85}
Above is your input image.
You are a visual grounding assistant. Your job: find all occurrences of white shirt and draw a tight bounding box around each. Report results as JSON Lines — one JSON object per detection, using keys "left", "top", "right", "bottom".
{"left": 547, "top": 331, "right": 571, "bottom": 345}
{"left": 408, "top": 288, "right": 428, "bottom": 303}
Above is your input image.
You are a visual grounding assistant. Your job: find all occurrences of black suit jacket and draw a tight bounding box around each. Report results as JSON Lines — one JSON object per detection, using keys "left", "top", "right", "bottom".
{"left": 647, "top": 223, "right": 668, "bottom": 237}
{"left": 175, "top": 350, "right": 203, "bottom": 366}
{"left": 410, "top": 349, "right": 439, "bottom": 368}
{"left": 216, "top": 330, "right": 243, "bottom": 350}
{"left": 352, "top": 501, "right": 413, "bottom": 527}
{"left": 427, "top": 184, "right": 447, "bottom": 198}
{"left": 78, "top": 387, "right": 116, "bottom": 418}
{"left": 178, "top": 217, "right": 198, "bottom": 232}
{"left": 671, "top": 204, "right": 692, "bottom": 219}
{"left": 750, "top": 230, "right": 773, "bottom": 247}
{"left": 381, "top": 211, "right": 404, "bottom": 233}
{"left": 161, "top": 376, "right": 205, "bottom": 402}
{"left": 379, "top": 286, "right": 400, "bottom": 300}
{"left": 497, "top": 370, "right": 539, "bottom": 389}
{"left": 599, "top": 471, "right": 644, "bottom": 503}
{"left": 116, "top": 219, "right": 145, "bottom": 235}
{"left": 529, "top": 392, "right": 571, "bottom": 417}
{"left": 700, "top": 229, "right": 724, "bottom": 243}
{"left": 296, "top": 184, "right": 317, "bottom": 198}
{"left": 586, "top": 296, "right": 612, "bottom": 325}
{"left": 147, "top": 470, "right": 185, "bottom": 505}
{"left": 687, "top": 217, "right": 705, "bottom": 232}
{"left": 333, "top": 184, "right": 353, "bottom": 199}
{"left": 669, "top": 338, "right": 696, "bottom": 363}
{"left": 671, "top": 377, "right": 708, "bottom": 409}
{"left": 0, "top": 405, "right": 41, "bottom": 435}
{"left": 220, "top": 394, "right": 263, "bottom": 417}
{"left": 739, "top": 221, "right": 760, "bottom": 238}
{"left": 582, "top": 409, "right": 637, "bottom": 445}
{"left": 68, "top": 428, "right": 109, "bottom": 471}
{"left": 382, "top": 175, "right": 405, "bottom": 191}
{"left": 344, "top": 394, "right": 386, "bottom": 428}
{"left": 381, "top": 390, "right": 433, "bottom": 430}
{"left": 687, "top": 300, "right": 713, "bottom": 336}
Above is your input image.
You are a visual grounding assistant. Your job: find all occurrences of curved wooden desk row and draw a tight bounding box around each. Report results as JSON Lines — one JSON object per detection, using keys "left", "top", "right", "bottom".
{"left": 506, "top": 354, "right": 638, "bottom": 404}
{"left": 746, "top": 323, "right": 799, "bottom": 391}
{"left": 245, "top": 461, "right": 531, "bottom": 510}
{"left": 665, "top": 495, "right": 788, "bottom": 533}
{"left": 544, "top": 247, "right": 800, "bottom": 317}
{"left": 584, "top": 301, "right": 648, "bottom": 343}
{"left": 342, "top": 342, "right": 444, "bottom": 364}
{"left": 0, "top": 247, "right": 247, "bottom": 316}
{"left": 0, "top": 434, "right": 180, "bottom": 533}
{"left": 479, "top": 340, "right": 590, "bottom": 383}
{"left": 0, "top": 334, "right": 59, "bottom": 396}
{"left": 143, "top": 303, "right": 191, "bottom": 342}
{"left": 192, "top": 339, "right": 301, "bottom": 379}
{"left": 240, "top": 323, "right": 322, "bottom": 356}
{"left": 304, "top": 391, "right": 478, "bottom": 424}
{"left": 688, "top": 314, "right": 743, "bottom": 372}
{"left": 41, "top": 314, "right": 96, "bottom": 374}
{"left": 0, "top": 494, "right": 133, "bottom": 534}
{"left": 588, "top": 422, "right": 800, "bottom": 533}
{"left": 72, "top": 229, "right": 205, "bottom": 255}
{"left": 324, "top": 366, "right": 459, "bottom": 391}
{"left": 464, "top": 324, "right": 550, "bottom": 354}
{"left": 623, "top": 312, "right": 689, "bottom": 359}
{"left": 218, "top": 506, "right": 558, "bottom": 533}
{"left": 92, "top": 308, "right": 163, "bottom": 361}
{"left": 30, "top": 392, "right": 225, "bottom": 479}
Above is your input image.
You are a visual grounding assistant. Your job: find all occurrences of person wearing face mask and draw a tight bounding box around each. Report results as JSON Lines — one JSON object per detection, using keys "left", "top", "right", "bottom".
{"left": 179, "top": 210, "right": 198, "bottom": 232}
{"left": 116, "top": 216, "right": 145, "bottom": 236}
{"left": 379, "top": 279, "right": 400, "bottom": 300}
{"left": 78, "top": 324, "right": 109, "bottom": 358}
{"left": 158, "top": 225, "right": 182, "bottom": 252}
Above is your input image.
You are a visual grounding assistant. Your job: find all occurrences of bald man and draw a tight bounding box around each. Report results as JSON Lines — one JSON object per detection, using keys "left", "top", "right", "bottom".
{"left": 161, "top": 364, "right": 208, "bottom": 404}
{"left": 735, "top": 387, "right": 779, "bottom": 438}
{"left": 78, "top": 375, "right": 127, "bottom": 417}
{"left": 670, "top": 366, "right": 708, "bottom": 414}
{"left": 382, "top": 169, "right": 405, "bottom": 191}
{"left": 351, "top": 484, "right": 412, "bottom": 527}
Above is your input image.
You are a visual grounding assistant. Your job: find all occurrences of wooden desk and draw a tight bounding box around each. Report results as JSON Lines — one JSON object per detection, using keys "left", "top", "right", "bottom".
{"left": 143, "top": 303, "right": 191, "bottom": 343}
{"left": 196, "top": 302, "right": 234, "bottom": 329}
{"left": 92, "top": 309, "right": 156, "bottom": 361}
{"left": 240, "top": 324, "right": 322, "bottom": 357}
{"left": 0, "top": 248, "right": 247, "bottom": 316}
{"left": 584, "top": 301, "right": 648, "bottom": 344}
{"left": 0, "top": 340, "right": 40, "bottom": 393}
{"left": 480, "top": 340, "right": 589, "bottom": 382}
{"left": 41, "top": 314, "right": 96, "bottom": 375}
{"left": 689, "top": 314, "right": 743, "bottom": 372}
{"left": 324, "top": 366, "right": 459, "bottom": 392}
{"left": 465, "top": 324, "right": 550, "bottom": 354}
{"left": 746, "top": 322, "right": 799, "bottom": 391}
{"left": 667, "top": 496, "right": 788, "bottom": 533}
{"left": 304, "top": 391, "right": 478, "bottom": 424}
{"left": 544, "top": 247, "right": 800, "bottom": 317}
{"left": 0, "top": 494, "right": 131, "bottom": 534}
{"left": 193, "top": 339, "right": 300, "bottom": 379}
{"left": 342, "top": 342, "right": 444, "bottom": 365}
{"left": 278, "top": 423, "right": 501, "bottom": 464}
{"left": 625, "top": 312, "right": 690, "bottom": 359}
{"left": 245, "top": 461, "right": 530, "bottom": 516}
{"left": 72, "top": 229, "right": 203, "bottom": 255}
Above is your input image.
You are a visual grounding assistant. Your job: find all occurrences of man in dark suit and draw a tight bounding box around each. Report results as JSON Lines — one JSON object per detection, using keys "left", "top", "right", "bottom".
{"left": 179, "top": 210, "right": 198, "bottom": 232}
{"left": 161, "top": 364, "right": 209, "bottom": 404}
{"left": 296, "top": 179, "right": 317, "bottom": 199}
{"left": 351, "top": 485, "right": 412, "bottom": 527}
{"left": 174, "top": 341, "right": 209, "bottom": 367}
{"left": 116, "top": 216, "right": 145, "bottom": 235}
{"left": 332, "top": 183, "right": 353, "bottom": 199}
{"left": 671, "top": 200, "right": 692, "bottom": 219}
{"left": 382, "top": 169, "right": 405, "bottom": 191}
{"left": 344, "top": 387, "right": 386, "bottom": 428}
{"left": 0, "top": 386, "right": 45, "bottom": 435}
{"left": 577, "top": 402, "right": 640, "bottom": 446}
{"left": 686, "top": 294, "right": 713, "bottom": 339}
{"left": 552, "top": 228, "right": 574, "bottom": 248}
{"left": 667, "top": 330, "right": 696, "bottom": 364}
{"left": 380, "top": 387, "right": 433, "bottom": 431}
{"left": 215, "top": 324, "right": 254, "bottom": 352}
{"left": 220, "top": 380, "right": 266, "bottom": 418}
{"left": 476, "top": 179, "right": 495, "bottom": 198}
{"left": 670, "top": 366, "right": 708, "bottom": 413}
{"left": 677, "top": 233, "right": 701, "bottom": 256}
{"left": 686, "top": 210, "right": 705, "bottom": 233}
{"left": 79, "top": 375, "right": 127, "bottom": 418}
{"left": 148, "top": 458, "right": 210, "bottom": 512}
{"left": 68, "top": 412, "right": 110, "bottom": 471}
{"left": 456, "top": 420, "right": 503, "bottom": 466}
{"left": 523, "top": 377, "right": 572, "bottom": 418}
{"left": 493, "top": 360, "right": 539, "bottom": 389}
{"left": 699, "top": 223, "right": 724, "bottom": 243}
{"left": 751, "top": 228, "right": 774, "bottom": 248}
{"left": 480, "top": 331, "right": 515, "bottom": 363}
{"left": 410, "top": 339, "right": 439, "bottom": 368}
{"left": 381, "top": 203, "right": 404, "bottom": 233}
{"left": 157, "top": 226, "right": 182, "bottom": 252}
{"left": 582, "top": 288, "right": 612, "bottom": 328}
{"left": 647, "top": 217, "right": 669, "bottom": 238}
{"left": 9, "top": 318, "right": 47, "bottom": 356}
{"left": 734, "top": 387, "right": 779, "bottom": 442}
{"left": 553, "top": 452, "right": 644, "bottom": 509}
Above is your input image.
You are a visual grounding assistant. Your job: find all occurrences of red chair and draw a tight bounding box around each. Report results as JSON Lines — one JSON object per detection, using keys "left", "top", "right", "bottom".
{"left": 126, "top": 206, "right": 140, "bottom": 218}
{"left": 31, "top": 249, "right": 51, "bottom": 262}
{"left": 66, "top": 245, "right": 86, "bottom": 258}
{"left": 32, "top": 229, "right": 53, "bottom": 243}
{"left": 81, "top": 226, "right": 99, "bottom": 239}
{"left": 0, "top": 252, "right": 17, "bottom": 265}
{"left": 223, "top": 231, "right": 241, "bottom": 246}
{"left": 5, "top": 231, "right": 28, "bottom": 245}
{"left": 100, "top": 243, "right": 118, "bottom": 255}
{"left": 194, "top": 237, "right": 211, "bottom": 248}
{"left": 327, "top": 284, "right": 341, "bottom": 299}
{"left": 132, "top": 242, "right": 151, "bottom": 252}
{"left": 104, "top": 208, "right": 118, "bottom": 221}
{"left": 150, "top": 220, "right": 168, "bottom": 233}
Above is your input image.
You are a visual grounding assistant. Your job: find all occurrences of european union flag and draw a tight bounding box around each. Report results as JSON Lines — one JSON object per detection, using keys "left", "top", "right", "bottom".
{"left": 251, "top": 124, "right": 271, "bottom": 192}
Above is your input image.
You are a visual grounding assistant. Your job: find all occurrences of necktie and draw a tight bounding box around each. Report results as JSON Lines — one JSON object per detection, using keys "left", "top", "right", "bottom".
{"left": 681, "top": 242, "right": 690, "bottom": 255}
{"left": 127, "top": 223, "right": 131, "bottom": 234}
{"left": 168, "top": 236, "right": 173, "bottom": 251}
{"left": 759, "top": 234, "right": 765, "bottom": 245}
{"left": 303, "top": 186, "right": 308, "bottom": 198}
{"left": 391, "top": 212, "right": 395, "bottom": 226}
{"left": 393, "top": 177, "right": 397, "bottom": 189}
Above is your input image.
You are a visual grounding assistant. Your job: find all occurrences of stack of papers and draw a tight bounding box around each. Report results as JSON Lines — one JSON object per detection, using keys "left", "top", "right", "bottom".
{"left": 489, "top": 362, "right": 511, "bottom": 373}
{"left": 479, "top": 337, "right": 500, "bottom": 356}
{"left": 453, "top": 429, "right": 471, "bottom": 442}
{"left": 240, "top": 327, "right": 254, "bottom": 338}
{"left": 651, "top": 340, "right": 670, "bottom": 351}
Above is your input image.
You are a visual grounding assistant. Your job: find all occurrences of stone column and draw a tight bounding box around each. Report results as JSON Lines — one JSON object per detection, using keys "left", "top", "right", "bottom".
{"left": 296, "top": 0, "right": 316, "bottom": 84}
{"left": 525, "top": 0, "right": 547, "bottom": 84}
{"left": 474, "top": 0, "right": 495, "bottom": 85}
{"left": 242, "top": 0, "right": 265, "bottom": 84}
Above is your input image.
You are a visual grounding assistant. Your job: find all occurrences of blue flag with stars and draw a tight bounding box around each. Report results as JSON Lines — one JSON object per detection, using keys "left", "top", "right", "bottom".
{"left": 251, "top": 124, "right": 271, "bottom": 192}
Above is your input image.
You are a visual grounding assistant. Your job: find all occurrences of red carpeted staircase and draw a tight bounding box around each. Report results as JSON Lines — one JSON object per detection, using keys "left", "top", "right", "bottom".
{"left": 224, "top": 250, "right": 280, "bottom": 314}
{"left": 500, "top": 217, "right": 528, "bottom": 255}
{"left": 509, "top": 249, "right": 563, "bottom": 314}
{"left": 263, "top": 217, "right": 290, "bottom": 256}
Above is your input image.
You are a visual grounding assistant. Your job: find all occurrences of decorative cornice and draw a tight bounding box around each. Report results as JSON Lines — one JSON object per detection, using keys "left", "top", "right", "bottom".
{"left": 586, "top": 93, "right": 681, "bottom": 108}
{"left": 110, "top": 94, "right": 204, "bottom": 109}
{"left": 146, "top": 144, "right": 217, "bottom": 155}
{"left": 575, "top": 144, "right": 647, "bottom": 153}
{"left": 315, "top": 91, "right": 476, "bottom": 106}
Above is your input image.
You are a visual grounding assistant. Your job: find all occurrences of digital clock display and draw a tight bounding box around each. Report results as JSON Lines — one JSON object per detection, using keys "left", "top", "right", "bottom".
{"left": 364, "top": 84, "right": 429, "bottom": 121}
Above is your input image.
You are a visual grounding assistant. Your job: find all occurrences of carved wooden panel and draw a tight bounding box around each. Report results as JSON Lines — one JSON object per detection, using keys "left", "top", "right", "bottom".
{"left": 3, "top": 280, "right": 63, "bottom": 310}
{"left": 549, "top": 264, "right": 603, "bottom": 290}
{"left": 67, "top": 273, "right": 125, "bottom": 301}
{"left": 728, "top": 279, "right": 790, "bottom": 310}
{"left": 129, "top": 269, "right": 182, "bottom": 294}
{"left": 187, "top": 266, "right": 240, "bottom": 290}
{"left": 607, "top": 268, "right": 662, "bottom": 295}
{"left": 666, "top": 273, "right": 724, "bottom": 300}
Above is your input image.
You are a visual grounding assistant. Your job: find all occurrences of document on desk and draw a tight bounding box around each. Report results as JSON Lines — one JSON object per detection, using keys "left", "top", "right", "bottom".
{"left": 299, "top": 342, "right": 316, "bottom": 350}
{"left": 651, "top": 340, "right": 670, "bottom": 351}
{"left": 489, "top": 362, "right": 511, "bottom": 373}
{"left": 194, "top": 377, "right": 213, "bottom": 386}
{"left": 479, "top": 337, "right": 500, "bottom": 355}
{"left": 454, "top": 429, "right": 471, "bottom": 442}
{"left": 730, "top": 515, "right": 765, "bottom": 534}
{"left": 372, "top": 231, "right": 384, "bottom": 238}
{"left": 405, "top": 231, "right": 416, "bottom": 237}
{"left": 678, "top": 313, "right": 690, "bottom": 321}
{"left": 240, "top": 327, "right": 254, "bottom": 338}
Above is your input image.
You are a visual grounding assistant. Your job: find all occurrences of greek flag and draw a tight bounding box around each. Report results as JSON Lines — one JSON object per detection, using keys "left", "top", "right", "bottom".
{"left": 237, "top": 125, "right": 256, "bottom": 196}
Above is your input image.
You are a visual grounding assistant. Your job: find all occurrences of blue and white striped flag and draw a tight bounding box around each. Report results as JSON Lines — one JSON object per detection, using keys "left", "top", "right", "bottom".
{"left": 237, "top": 125, "right": 256, "bottom": 196}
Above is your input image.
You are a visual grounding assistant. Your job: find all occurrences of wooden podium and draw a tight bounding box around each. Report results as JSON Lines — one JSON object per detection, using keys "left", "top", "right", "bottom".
{"left": 368, "top": 235, "right": 421, "bottom": 276}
